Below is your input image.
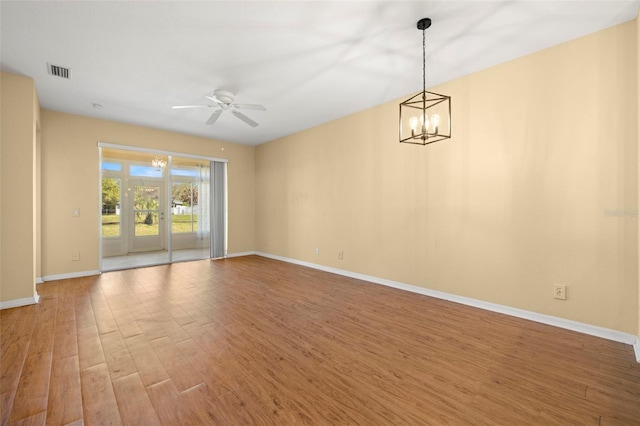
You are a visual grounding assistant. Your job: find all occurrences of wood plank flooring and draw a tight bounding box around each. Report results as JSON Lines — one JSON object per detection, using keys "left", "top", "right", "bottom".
{"left": 1, "top": 255, "right": 639, "bottom": 425}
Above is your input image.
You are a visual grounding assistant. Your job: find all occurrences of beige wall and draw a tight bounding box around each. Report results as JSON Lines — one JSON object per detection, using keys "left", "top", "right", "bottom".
{"left": 256, "top": 21, "right": 639, "bottom": 334}
{"left": 36, "top": 124, "right": 42, "bottom": 281}
{"left": 40, "top": 110, "right": 255, "bottom": 277}
{"left": 35, "top": 85, "right": 42, "bottom": 282}
{"left": 637, "top": 11, "right": 640, "bottom": 342}
{"left": 0, "top": 72, "right": 39, "bottom": 303}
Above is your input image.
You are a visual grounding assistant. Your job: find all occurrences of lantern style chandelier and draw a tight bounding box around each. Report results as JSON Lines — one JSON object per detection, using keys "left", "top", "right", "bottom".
{"left": 399, "top": 18, "right": 451, "bottom": 145}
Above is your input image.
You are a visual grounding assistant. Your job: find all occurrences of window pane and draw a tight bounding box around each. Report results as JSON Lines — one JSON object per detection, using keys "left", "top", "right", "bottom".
{"left": 130, "top": 165, "right": 163, "bottom": 178}
{"left": 134, "top": 212, "right": 159, "bottom": 236}
{"left": 192, "top": 181, "right": 199, "bottom": 232}
{"left": 172, "top": 213, "right": 197, "bottom": 233}
{"left": 134, "top": 185, "right": 160, "bottom": 236}
{"left": 102, "top": 161, "right": 122, "bottom": 171}
{"left": 102, "top": 177, "right": 121, "bottom": 237}
{"left": 171, "top": 168, "right": 198, "bottom": 177}
{"left": 134, "top": 185, "right": 159, "bottom": 211}
{"left": 171, "top": 182, "right": 198, "bottom": 233}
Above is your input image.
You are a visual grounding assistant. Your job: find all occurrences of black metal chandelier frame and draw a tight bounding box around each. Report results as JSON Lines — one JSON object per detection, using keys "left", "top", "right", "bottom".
{"left": 399, "top": 18, "right": 451, "bottom": 145}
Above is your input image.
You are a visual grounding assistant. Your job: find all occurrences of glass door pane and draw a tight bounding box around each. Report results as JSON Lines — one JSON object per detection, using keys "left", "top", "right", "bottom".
{"left": 129, "top": 180, "right": 165, "bottom": 253}
{"left": 170, "top": 158, "right": 210, "bottom": 262}
{"left": 171, "top": 182, "right": 197, "bottom": 233}
{"left": 134, "top": 184, "right": 160, "bottom": 236}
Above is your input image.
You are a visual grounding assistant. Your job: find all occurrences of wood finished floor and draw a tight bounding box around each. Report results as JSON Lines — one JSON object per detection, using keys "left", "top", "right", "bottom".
{"left": 1, "top": 255, "right": 639, "bottom": 425}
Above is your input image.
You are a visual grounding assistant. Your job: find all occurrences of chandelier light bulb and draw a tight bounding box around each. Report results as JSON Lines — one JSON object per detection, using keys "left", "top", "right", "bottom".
{"left": 422, "top": 114, "right": 429, "bottom": 132}
{"left": 431, "top": 114, "right": 440, "bottom": 133}
{"left": 152, "top": 156, "right": 166, "bottom": 170}
{"left": 409, "top": 116, "right": 418, "bottom": 136}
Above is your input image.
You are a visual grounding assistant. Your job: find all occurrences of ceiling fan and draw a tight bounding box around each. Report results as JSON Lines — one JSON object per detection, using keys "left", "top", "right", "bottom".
{"left": 172, "top": 89, "right": 266, "bottom": 127}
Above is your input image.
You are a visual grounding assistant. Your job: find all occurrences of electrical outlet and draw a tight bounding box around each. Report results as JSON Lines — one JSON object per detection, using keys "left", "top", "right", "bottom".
{"left": 314, "top": 247, "right": 319, "bottom": 255}
{"left": 72, "top": 208, "right": 80, "bottom": 217}
{"left": 554, "top": 284, "right": 566, "bottom": 300}
{"left": 338, "top": 250, "right": 344, "bottom": 260}
{"left": 72, "top": 251, "right": 80, "bottom": 261}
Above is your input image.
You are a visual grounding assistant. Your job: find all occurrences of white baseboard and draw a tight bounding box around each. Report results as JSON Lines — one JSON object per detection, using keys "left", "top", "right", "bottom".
{"left": 35, "top": 277, "right": 44, "bottom": 284}
{"left": 42, "top": 270, "right": 101, "bottom": 282}
{"left": 0, "top": 293, "right": 40, "bottom": 310}
{"left": 255, "top": 252, "right": 640, "bottom": 360}
{"left": 225, "top": 251, "right": 256, "bottom": 258}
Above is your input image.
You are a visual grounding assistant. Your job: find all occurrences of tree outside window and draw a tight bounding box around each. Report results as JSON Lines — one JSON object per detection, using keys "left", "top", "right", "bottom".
{"left": 172, "top": 182, "right": 198, "bottom": 233}
{"left": 101, "top": 177, "right": 121, "bottom": 236}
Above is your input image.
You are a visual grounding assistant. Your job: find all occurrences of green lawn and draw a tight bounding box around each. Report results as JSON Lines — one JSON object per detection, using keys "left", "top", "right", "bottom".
{"left": 102, "top": 214, "right": 120, "bottom": 237}
{"left": 101, "top": 214, "right": 197, "bottom": 236}
{"left": 172, "top": 214, "right": 198, "bottom": 233}
{"left": 135, "top": 222, "right": 159, "bottom": 236}
{"left": 102, "top": 214, "right": 119, "bottom": 224}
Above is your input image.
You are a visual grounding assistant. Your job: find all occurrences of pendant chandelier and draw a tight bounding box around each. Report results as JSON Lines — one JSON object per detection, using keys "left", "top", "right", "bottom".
{"left": 399, "top": 18, "right": 451, "bottom": 145}
{"left": 152, "top": 156, "right": 166, "bottom": 170}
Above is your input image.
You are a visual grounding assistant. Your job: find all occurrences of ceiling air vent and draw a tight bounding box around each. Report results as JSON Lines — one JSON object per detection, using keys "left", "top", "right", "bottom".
{"left": 47, "top": 63, "right": 71, "bottom": 79}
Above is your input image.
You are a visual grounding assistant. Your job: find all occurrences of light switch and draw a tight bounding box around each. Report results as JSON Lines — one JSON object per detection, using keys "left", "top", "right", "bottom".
{"left": 72, "top": 208, "right": 80, "bottom": 217}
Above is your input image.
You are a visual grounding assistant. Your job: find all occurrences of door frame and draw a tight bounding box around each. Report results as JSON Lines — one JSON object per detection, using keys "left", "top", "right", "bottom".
{"left": 98, "top": 142, "right": 228, "bottom": 271}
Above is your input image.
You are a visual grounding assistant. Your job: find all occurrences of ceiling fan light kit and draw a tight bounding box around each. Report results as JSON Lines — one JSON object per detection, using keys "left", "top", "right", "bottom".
{"left": 399, "top": 17, "right": 451, "bottom": 146}
{"left": 172, "top": 89, "right": 266, "bottom": 128}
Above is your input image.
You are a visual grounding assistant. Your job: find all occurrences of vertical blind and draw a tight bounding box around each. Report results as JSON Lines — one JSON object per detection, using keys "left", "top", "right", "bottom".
{"left": 211, "top": 161, "right": 226, "bottom": 259}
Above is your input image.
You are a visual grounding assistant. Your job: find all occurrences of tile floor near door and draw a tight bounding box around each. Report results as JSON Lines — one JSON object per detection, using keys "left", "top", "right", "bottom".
{"left": 102, "top": 248, "right": 210, "bottom": 271}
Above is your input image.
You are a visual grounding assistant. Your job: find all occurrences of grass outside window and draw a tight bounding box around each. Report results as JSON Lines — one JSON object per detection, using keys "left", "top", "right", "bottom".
{"left": 101, "top": 214, "right": 198, "bottom": 236}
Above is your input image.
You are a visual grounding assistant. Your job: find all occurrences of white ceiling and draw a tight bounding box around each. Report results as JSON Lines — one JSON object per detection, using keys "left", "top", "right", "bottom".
{"left": 1, "top": 1, "right": 638, "bottom": 146}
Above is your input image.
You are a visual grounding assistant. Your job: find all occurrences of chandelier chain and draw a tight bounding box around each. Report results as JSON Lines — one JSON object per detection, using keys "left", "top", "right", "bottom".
{"left": 423, "top": 28, "right": 426, "bottom": 93}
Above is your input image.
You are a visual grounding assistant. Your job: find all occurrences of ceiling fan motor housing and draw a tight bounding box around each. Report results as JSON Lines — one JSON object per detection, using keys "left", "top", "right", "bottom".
{"left": 213, "top": 89, "right": 235, "bottom": 104}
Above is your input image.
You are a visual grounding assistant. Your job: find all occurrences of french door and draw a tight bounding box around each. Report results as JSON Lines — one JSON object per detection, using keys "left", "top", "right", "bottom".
{"left": 128, "top": 180, "right": 165, "bottom": 253}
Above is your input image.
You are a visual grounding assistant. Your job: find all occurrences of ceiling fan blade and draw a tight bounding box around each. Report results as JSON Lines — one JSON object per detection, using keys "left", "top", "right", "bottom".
{"left": 233, "top": 103, "right": 267, "bottom": 111}
{"left": 204, "top": 95, "right": 223, "bottom": 104}
{"left": 172, "top": 105, "right": 211, "bottom": 109}
{"left": 232, "top": 110, "right": 259, "bottom": 127}
{"left": 205, "top": 109, "right": 223, "bottom": 125}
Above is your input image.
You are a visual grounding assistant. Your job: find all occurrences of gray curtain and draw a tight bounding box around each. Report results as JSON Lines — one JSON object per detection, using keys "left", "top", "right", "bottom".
{"left": 210, "top": 161, "right": 226, "bottom": 258}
